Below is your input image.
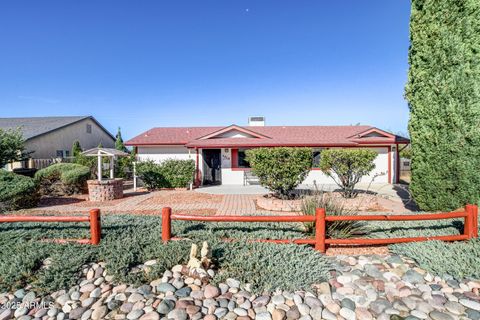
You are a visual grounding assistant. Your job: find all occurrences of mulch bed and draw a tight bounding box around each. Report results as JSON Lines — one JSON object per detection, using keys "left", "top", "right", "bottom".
{"left": 139, "top": 191, "right": 224, "bottom": 206}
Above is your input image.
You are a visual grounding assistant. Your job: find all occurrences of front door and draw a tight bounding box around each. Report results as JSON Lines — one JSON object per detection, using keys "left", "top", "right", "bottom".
{"left": 202, "top": 149, "right": 222, "bottom": 185}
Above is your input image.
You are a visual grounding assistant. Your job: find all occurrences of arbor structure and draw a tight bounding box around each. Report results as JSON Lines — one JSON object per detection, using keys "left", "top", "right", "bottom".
{"left": 405, "top": 0, "right": 480, "bottom": 210}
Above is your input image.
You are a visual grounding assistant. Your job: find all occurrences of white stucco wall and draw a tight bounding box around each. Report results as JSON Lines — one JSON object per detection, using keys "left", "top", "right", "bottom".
{"left": 136, "top": 146, "right": 194, "bottom": 163}
{"left": 136, "top": 146, "right": 397, "bottom": 186}
{"left": 303, "top": 147, "right": 390, "bottom": 186}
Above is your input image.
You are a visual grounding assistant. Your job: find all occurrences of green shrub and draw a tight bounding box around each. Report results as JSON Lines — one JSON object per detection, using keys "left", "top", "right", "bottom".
{"left": 35, "top": 163, "right": 91, "bottom": 195}
{"left": 405, "top": 0, "right": 480, "bottom": 211}
{"left": 319, "top": 148, "right": 377, "bottom": 198}
{"left": 0, "top": 170, "right": 39, "bottom": 212}
{"left": 300, "top": 191, "right": 368, "bottom": 238}
{"left": 136, "top": 159, "right": 195, "bottom": 190}
{"left": 0, "top": 127, "right": 29, "bottom": 167}
{"left": 245, "top": 147, "right": 312, "bottom": 199}
{"left": 390, "top": 239, "right": 480, "bottom": 280}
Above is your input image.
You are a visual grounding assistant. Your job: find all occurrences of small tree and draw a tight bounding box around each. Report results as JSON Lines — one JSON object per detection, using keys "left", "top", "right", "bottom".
{"left": 115, "top": 127, "right": 127, "bottom": 152}
{"left": 72, "top": 140, "right": 82, "bottom": 157}
{"left": 0, "top": 128, "right": 28, "bottom": 167}
{"left": 320, "top": 149, "right": 377, "bottom": 198}
{"left": 245, "top": 147, "right": 312, "bottom": 199}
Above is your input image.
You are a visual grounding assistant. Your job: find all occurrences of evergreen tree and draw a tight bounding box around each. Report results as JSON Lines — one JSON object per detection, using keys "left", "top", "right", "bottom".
{"left": 72, "top": 140, "right": 82, "bottom": 157}
{"left": 115, "top": 127, "right": 126, "bottom": 151}
{"left": 405, "top": 0, "right": 480, "bottom": 210}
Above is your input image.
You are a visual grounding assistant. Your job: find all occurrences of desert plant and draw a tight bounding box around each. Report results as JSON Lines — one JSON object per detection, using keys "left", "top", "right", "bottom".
{"left": 405, "top": 0, "right": 480, "bottom": 211}
{"left": 0, "top": 170, "right": 39, "bottom": 212}
{"left": 0, "top": 127, "right": 29, "bottom": 167}
{"left": 35, "top": 163, "right": 91, "bottom": 195}
{"left": 136, "top": 159, "right": 195, "bottom": 190}
{"left": 245, "top": 147, "right": 312, "bottom": 199}
{"left": 300, "top": 191, "right": 368, "bottom": 238}
{"left": 319, "top": 148, "right": 377, "bottom": 198}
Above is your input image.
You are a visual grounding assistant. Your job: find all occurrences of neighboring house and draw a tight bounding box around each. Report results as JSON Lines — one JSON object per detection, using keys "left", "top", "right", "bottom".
{"left": 126, "top": 117, "right": 409, "bottom": 186}
{"left": 0, "top": 116, "right": 115, "bottom": 168}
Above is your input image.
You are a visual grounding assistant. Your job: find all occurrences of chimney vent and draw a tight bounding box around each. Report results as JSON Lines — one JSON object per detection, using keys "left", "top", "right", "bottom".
{"left": 248, "top": 116, "right": 265, "bottom": 126}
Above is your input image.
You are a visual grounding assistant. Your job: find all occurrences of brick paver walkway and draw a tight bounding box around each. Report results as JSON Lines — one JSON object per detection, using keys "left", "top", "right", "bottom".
{"left": 216, "top": 194, "right": 257, "bottom": 215}
{"left": 18, "top": 191, "right": 298, "bottom": 216}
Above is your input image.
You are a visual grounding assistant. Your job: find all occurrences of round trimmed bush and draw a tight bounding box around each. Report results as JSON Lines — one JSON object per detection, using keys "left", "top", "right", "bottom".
{"left": 0, "top": 170, "right": 39, "bottom": 212}
{"left": 35, "top": 163, "right": 91, "bottom": 196}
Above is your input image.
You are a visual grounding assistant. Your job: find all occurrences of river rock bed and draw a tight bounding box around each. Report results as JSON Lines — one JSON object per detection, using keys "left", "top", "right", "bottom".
{"left": 0, "top": 255, "right": 480, "bottom": 320}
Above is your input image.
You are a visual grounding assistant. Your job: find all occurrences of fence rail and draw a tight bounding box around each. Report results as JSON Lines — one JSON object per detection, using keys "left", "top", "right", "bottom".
{"left": 0, "top": 209, "right": 102, "bottom": 245}
{"left": 161, "top": 205, "right": 478, "bottom": 253}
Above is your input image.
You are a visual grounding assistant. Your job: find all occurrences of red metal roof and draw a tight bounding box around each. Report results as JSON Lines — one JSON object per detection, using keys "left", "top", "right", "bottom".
{"left": 125, "top": 125, "right": 409, "bottom": 147}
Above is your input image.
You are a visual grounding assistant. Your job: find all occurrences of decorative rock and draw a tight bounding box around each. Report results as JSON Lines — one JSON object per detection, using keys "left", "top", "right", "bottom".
{"left": 127, "top": 309, "right": 145, "bottom": 320}
{"left": 69, "top": 307, "right": 87, "bottom": 319}
{"left": 339, "top": 307, "right": 356, "bottom": 320}
{"left": 92, "top": 306, "right": 108, "bottom": 320}
{"left": 272, "top": 309, "right": 286, "bottom": 320}
{"left": 175, "top": 287, "right": 192, "bottom": 297}
{"left": 157, "top": 300, "right": 175, "bottom": 315}
{"left": 253, "top": 295, "right": 270, "bottom": 308}
{"left": 139, "top": 311, "right": 160, "bottom": 320}
{"left": 167, "top": 308, "right": 188, "bottom": 320}
{"left": 271, "top": 294, "right": 285, "bottom": 305}
{"left": 204, "top": 285, "right": 220, "bottom": 299}
{"left": 341, "top": 298, "right": 355, "bottom": 310}
{"left": 157, "top": 283, "right": 176, "bottom": 293}
{"left": 226, "top": 278, "right": 240, "bottom": 288}
{"left": 429, "top": 311, "right": 454, "bottom": 320}
{"left": 256, "top": 311, "right": 272, "bottom": 320}
{"left": 460, "top": 298, "right": 480, "bottom": 311}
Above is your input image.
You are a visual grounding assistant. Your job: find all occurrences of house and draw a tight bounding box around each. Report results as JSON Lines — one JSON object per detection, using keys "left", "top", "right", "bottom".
{"left": 0, "top": 116, "right": 115, "bottom": 168}
{"left": 125, "top": 117, "right": 409, "bottom": 186}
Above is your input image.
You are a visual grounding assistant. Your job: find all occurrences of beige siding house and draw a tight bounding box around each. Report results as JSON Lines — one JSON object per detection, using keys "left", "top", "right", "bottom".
{"left": 0, "top": 116, "right": 115, "bottom": 168}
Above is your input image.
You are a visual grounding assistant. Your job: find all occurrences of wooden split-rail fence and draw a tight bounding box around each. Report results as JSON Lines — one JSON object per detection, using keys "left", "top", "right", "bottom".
{"left": 0, "top": 209, "right": 102, "bottom": 245}
{"left": 161, "top": 205, "right": 479, "bottom": 253}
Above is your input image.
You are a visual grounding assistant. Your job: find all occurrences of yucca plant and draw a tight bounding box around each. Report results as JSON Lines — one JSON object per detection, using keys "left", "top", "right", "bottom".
{"left": 301, "top": 190, "right": 368, "bottom": 239}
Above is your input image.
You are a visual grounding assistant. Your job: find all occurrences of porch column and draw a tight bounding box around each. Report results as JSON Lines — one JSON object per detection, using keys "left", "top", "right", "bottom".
{"left": 97, "top": 151, "right": 102, "bottom": 182}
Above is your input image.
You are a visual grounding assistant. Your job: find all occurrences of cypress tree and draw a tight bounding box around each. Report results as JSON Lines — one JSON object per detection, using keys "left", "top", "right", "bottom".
{"left": 405, "top": 0, "right": 480, "bottom": 210}
{"left": 72, "top": 140, "right": 82, "bottom": 157}
{"left": 115, "top": 127, "right": 126, "bottom": 152}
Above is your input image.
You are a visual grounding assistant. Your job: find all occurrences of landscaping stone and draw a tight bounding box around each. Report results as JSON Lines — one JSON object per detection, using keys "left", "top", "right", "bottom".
{"left": 1, "top": 253, "right": 480, "bottom": 320}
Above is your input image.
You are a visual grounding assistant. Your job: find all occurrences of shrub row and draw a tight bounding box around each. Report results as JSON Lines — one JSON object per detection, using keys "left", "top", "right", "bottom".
{"left": 0, "top": 170, "right": 39, "bottom": 213}
{"left": 136, "top": 159, "right": 195, "bottom": 190}
{"left": 35, "top": 163, "right": 91, "bottom": 196}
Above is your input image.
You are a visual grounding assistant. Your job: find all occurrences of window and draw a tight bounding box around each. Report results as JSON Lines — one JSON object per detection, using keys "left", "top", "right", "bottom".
{"left": 238, "top": 149, "right": 250, "bottom": 168}
{"left": 56, "top": 150, "right": 64, "bottom": 158}
{"left": 86, "top": 124, "right": 92, "bottom": 134}
{"left": 312, "top": 149, "right": 322, "bottom": 168}
{"left": 65, "top": 150, "right": 70, "bottom": 157}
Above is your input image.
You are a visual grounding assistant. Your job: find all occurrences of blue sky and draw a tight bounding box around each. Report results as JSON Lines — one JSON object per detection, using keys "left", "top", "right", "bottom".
{"left": 0, "top": 1, "right": 411, "bottom": 139}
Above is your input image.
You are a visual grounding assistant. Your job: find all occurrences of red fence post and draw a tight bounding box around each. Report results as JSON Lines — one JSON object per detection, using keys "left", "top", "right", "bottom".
{"left": 89, "top": 209, "right": 101, "bottom": 245}
{"left": 314, "top": 208, "right": 326, "bottom": 253}
{"left": 466, "top": 204, "right": 478, "bottom": 239}
{"left": 162, "top": 207, "right": 172, "bottom": 242}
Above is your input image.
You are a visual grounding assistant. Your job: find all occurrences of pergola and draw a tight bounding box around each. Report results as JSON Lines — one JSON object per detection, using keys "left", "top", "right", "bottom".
{"left": 82, "top": 148, "right": 129, "bottom": 181}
